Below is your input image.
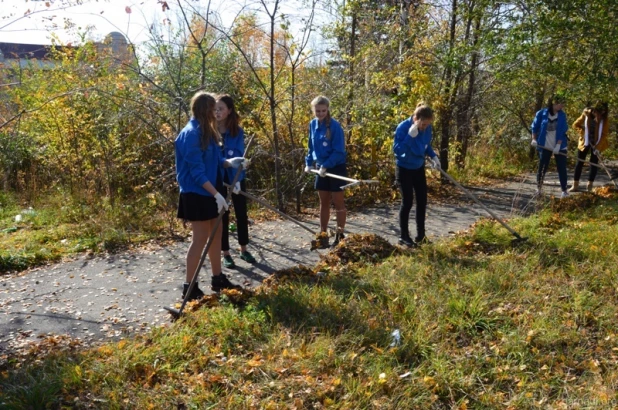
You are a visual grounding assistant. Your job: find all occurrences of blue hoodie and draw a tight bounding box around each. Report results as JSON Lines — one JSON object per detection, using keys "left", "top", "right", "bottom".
{"left": 305, "top": 117, "right": 346, "bottom": 168}
{"left": 175, "top": 118, "right": 224, "bottom": 197}
{"left": 393, "top": 118, "right": 437, "bottom": 170}
{"left": 221, "top": 127, "right": 246, "bottom": 183}
{"left": 531, "top": 108, "right": 568, "bottom": 152}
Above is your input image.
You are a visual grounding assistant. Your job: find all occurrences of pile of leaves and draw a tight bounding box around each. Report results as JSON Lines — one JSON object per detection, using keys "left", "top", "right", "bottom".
{"left": 593, "top": 185, "right": 618, "bottom": 199}
{"left": 310, "top": 231, "right": 329, "bottom": 250}
{"left": 176, "top": 234, "right": 401, "bottom": 315}
{"left": 317, "top": 233, "right": 401, "bottom": 269}
{"left": 259, "top": 265, "right": 320, "bottom": 291}
{"left": 550, "top": 192, "right": 600, "bottom": 212}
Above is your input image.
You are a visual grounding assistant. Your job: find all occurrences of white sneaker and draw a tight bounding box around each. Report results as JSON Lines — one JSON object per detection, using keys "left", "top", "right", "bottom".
{"left": 560, "top": 191, "right": 569, "bottom": 199}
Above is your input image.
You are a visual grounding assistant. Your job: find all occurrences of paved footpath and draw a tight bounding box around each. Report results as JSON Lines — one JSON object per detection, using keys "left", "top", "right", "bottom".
{"left": 1, "top": 169, "right": 613, "bottom": 355}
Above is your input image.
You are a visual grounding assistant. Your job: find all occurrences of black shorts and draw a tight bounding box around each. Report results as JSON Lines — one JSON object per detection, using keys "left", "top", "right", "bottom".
{"left": 315, "top": 163, "right": 347, "bottom": 192}
{"left": 177, "top": 192, "right": 219, "bottom": 221}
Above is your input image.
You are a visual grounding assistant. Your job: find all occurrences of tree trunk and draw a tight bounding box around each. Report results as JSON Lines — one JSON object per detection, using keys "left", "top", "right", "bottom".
{"left": 438, "top": 0, "right": 458, "bottom": 175}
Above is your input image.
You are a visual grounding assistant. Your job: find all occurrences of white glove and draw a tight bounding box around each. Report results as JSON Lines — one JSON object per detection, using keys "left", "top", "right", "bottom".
{"left": 530, "top": 139, "right": 538, "bottom": 148}
{"left": 232, "top": 181, "right": 241, "bottom": 195}
{"left": 214, "top": 192, "right": 229, "bottom": 213}
{"left": 226, "top": 157, "right": 250, "bottom": 169}
{"left": 408, "top": 123, "right": 419, "bottom": 138}
{"left": 430, "top": 156, "right": 441, "bottom": 170}
{"left": 318, "top": 166, "right": 327, "bottom": 177}
{"left": 552, "top": 144, "right": 561, "bottom": 155}
{"left": 304, "top": 165, "right": 312, "bottom": 173}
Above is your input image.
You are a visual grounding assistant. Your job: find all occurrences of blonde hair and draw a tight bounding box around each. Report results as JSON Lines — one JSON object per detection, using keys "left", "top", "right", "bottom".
{"left": 190, "top": 91, "right": 220, "bottom": 149}
{"left": 311, "top": 95, "right": 332, "bottom": 139}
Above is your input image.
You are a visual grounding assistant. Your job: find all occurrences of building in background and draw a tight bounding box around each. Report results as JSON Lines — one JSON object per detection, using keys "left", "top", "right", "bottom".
{"left": 0, "top": 32, "right": 133, "bottom": 86}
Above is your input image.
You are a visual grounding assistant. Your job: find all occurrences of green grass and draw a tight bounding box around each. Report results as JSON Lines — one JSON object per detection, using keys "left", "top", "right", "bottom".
{"left": 0, "top": 190, "right": 180, "bottom": 273}
{"left": 2, "top": 192, "right": 618, "bottom": 408}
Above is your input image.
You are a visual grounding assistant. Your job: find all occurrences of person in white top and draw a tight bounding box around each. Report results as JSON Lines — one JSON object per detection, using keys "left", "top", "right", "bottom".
{"left": 570, "top": 101, "right": 610, "bottom": 192}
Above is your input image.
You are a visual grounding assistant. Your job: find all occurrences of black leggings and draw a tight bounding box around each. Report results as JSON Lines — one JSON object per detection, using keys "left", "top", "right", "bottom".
{"left": 573, "top": 146, "right": 599, "bottom": 182}
{"left": 222, "top": 179, "right": 249, "bottom": 251}
{"left": 396, "top": 165, "right": 427, "bottom": 241}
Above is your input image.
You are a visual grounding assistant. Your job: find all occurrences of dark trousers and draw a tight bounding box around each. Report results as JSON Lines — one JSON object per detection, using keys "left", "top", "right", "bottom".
{"left": 396, "top": 165, "right": 427, "bottom": 241}
{"left": 573, "top": 146, "right": 599, "bottom": 182}
{"left": 222, "top": 179, "right": 249, "bottom": 252}
{"left": 537, "top": 149, "right": 568, "bottom": 191}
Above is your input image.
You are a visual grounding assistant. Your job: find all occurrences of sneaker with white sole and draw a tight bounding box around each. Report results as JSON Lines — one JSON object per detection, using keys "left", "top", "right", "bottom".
{"left": 560, "top": 191, "right": 569, "bottom": 199}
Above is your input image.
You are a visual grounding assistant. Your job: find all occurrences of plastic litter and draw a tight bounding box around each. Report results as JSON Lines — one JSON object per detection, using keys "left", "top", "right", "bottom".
{"left": 390, "top": 329, "right": 401, "bottom": 347}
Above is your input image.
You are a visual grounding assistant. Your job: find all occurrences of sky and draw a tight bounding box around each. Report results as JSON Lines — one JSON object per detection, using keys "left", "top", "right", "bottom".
{"left": 0, "top": 0, "right": 333, "bottom": 47}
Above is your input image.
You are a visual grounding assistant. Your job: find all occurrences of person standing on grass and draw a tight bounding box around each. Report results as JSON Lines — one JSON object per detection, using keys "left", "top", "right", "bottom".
{"left": 215, "top": 94, "right": 257, "bottom": 268}
{"left": 175, "top": 91, "right": 246, "bottom": 300}
{"left": 393, "top": 102, "right": 440, "bottom": 248}
{"left": 531, "top": 93, "right": 569, "bottom": 198}
{"left": 304, "top": 96, "right": 347, "bottom": 247}
{"left": 570, "top": 101, "right": 610, "bottom": 192}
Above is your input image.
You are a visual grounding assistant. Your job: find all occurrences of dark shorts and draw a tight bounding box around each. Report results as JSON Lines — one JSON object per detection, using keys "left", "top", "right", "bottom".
{"left": 315, "top": 163, "right": 347, "bottom": 192}
{"left": 177, "top": 192, "right": 219, "bottom": 221}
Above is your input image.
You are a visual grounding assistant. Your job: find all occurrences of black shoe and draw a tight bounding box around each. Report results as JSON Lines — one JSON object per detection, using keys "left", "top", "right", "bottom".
{"left": 398, "top": 237, "right": 416, "bottom": 248}
{"left": 182, "top": 282, "right": 205, "bottom": 301}
{"left": 415, "top": 236, "right": 432, "bottom": 245}
{"left": 332, "top": 232, "right": 345, "bottom": 247}
{"left": 211, "top": 273, "right": 242, "bottom": 292}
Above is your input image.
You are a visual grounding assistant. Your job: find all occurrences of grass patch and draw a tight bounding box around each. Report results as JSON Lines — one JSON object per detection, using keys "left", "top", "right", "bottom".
{"left": 3, "top": 193, "right": 618, "bottom": 408}
{"left": 0, "top": 190, "right": 180, "bottom": 274}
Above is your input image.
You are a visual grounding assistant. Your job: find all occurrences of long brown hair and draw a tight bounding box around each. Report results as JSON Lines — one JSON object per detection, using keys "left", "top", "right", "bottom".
{"left": 190, "top": 91, "right": 220, "bottom": 149}
{"left": 216, "top": 94, "right": 240, "bottom": 137}
{"left": 593, "top": 101, "right": 609, "bottom": 121}
{"left": 413, "top": 102, "right": 434, "bottom": 120}
{"left": 311, "top": 95, "right": 332, "bottom": 139}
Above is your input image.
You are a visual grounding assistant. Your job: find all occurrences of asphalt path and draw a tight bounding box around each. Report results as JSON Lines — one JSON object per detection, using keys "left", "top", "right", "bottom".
{"left": 1, "top": 167, "right": 614, "bottom": 356}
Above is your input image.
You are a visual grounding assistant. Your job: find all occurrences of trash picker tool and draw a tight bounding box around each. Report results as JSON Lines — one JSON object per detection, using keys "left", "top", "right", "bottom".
{"left": 436, "top": 167, "right": 527, "bottom": 242}
{"left": 165, "top": 136, "right": 255, "bottom": 320}
{"left": 222, "top": 182, "right": 317, "bottom": 237}
{"left": 538, "top": 145, "right": 604, "bottom": 170}
{"left": 537, "top": 145, "right": 618, "bottom": 190}
{"left": 309, "top": 169, "right": 379, "bottom": 190}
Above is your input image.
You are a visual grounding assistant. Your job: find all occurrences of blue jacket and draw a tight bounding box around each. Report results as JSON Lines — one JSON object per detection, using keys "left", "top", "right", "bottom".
{"left": 175, "top": 118, "right": 224, "bottom": 197}
{"left": 531, "top": 108, "right": 568, "bottom": 152}
{"left": 222, "top": 127, "right": 246, "bottom": 183}
{"left": 305, "top": 117, "right": 346, "bottom": 168}
{"left": 393, "top": 118, "right": 437, "bottom": 170}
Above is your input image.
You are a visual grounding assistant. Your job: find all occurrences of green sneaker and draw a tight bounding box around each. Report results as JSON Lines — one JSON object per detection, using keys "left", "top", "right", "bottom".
{"left": 223, "top": 254, "right": 235, "bottom": 268}
{"left": 239, "top": 251, "right": 257, "bottom": 263}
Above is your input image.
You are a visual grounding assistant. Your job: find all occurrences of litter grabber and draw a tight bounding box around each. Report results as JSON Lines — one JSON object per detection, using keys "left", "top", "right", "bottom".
{"left": 537, "top": 144, "right": 618, "bottom": 190}
{"left": 309, "top": 168, "right": 379, "bottom": 190}
{"left": 537, "top": 144, "right": 605, "bottom": 170}
{"left": 165, "top": 136, "right": 255, "bottom": 320}
{"left": 436, "top": 168, "right": 527, "bottom": 243}
{"left": 221, "top": 182, "right": 325, "bottom": 249}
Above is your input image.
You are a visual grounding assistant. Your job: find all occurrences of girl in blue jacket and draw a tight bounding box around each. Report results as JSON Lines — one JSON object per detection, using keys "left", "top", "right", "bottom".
{"left": 304, "top": 96, "right": 347, "bottom": 247}
{"left": 530, "top": 93, "right": 569, "bottom": 198}
{"left": 175, "top": 91, "right": 245, "bottom": 300}
{"left": 215, "top": 94, "right": 257, "bottom": 268}
{"left": 393, "top": 103, "right": 440, "bottom": 247}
